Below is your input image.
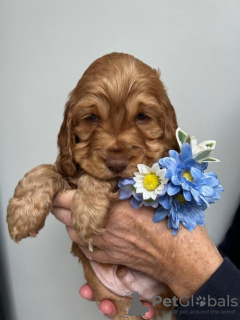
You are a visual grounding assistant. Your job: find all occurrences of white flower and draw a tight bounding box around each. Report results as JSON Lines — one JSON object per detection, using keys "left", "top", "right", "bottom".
{"left": 133, "top": 163, "right": 168, "bottom": 200}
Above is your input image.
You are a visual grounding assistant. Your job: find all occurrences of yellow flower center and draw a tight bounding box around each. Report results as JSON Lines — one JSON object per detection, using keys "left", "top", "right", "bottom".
{"left": 182, "top": 171, "right": 193, "bottom": 182}
{"left": 175, "top": 194, "right": 186, "bottom": 203}
{"left": 143, "top": 173, "right": 160, "bottom": 191}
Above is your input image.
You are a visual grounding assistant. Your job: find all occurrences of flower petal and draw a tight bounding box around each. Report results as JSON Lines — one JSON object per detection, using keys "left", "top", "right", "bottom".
{"left": 180, "top": 143, "right": 193, "bottom": 161}
{"left": 119, "top": 186, "right": 133, "bottom": 200}
{"left": 130, "top": 197, "right": 142, "bottom": 209}
{"left": 118, "top": 178, "right": 135, "bottom": 188}
{"left": 137, "top": 164, "right": 151, "bottom": 174}
{"left": 151, "top": 162, "right": 160, "bottom": 173}
{"left": 201, "top": 185, "right": 215, "bottom": 197}
{"left": 190, "top": 167, "right": 204, "bottom": 181}
{"left": 169, "top": 150, "right": 181, "bottom": 163}
{"left": 159, "top": 194, "right": 171, "bottom": 209}
{"left": 172, "top": 228, "right": 179, "bottom": 236}
{"left": 153, "top": 207, "right": 168, "bottom": 222}
{"left": 156, "top": 168, "right": 167, "bottom": 179}
{"left": 159, "top": 157, "right": 176, "bottom": 172}
{"left": 183, "top": 158, "right": 196, "bottom": 168}
{"left": 171, "top": 175, "right": 181, "bottom": 186}
{"left": 183, "top": 190, "right": 192, "bottom": 201}
{"left": 133, "top": 192, "right": 143, "bottom": 201}
{"left": 167, "top": 183, "right": 181, "bottom": 196}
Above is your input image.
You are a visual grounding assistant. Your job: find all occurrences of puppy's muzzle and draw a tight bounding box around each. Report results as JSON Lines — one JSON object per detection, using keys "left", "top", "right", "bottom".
{"left": 106, "top": 158, "right": 129, "bottom": 173}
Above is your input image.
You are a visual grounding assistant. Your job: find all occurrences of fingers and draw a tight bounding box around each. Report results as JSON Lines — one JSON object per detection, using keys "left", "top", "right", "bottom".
{"left": 51, "top": 190, "right": 75, "bottom": 227}
{"left": 53, "top": 189, "right": 76, "bottom": 209}
{"left": 79, "top": 245, "right": 112, "bottom": 263}
{"left": 142, "top": 302, "right": 155, "bottom": 319}
{"left": 79, "top": 284, "right": 117, "bottom": 319}
{"left": 99, "top": 300, "right": 117, "bottom": 319}
{"left": 79, "top": 283, "right": 153, "bottom": 320}
{"left": 79, "top": 284, "right": 94, "bottom": 301}
{"left": 66, "top": 226, "right": 86, "bottom": 245}
{"left": 51, "top": 207, "right": 73, "bottom": 227}
{"left": 52, "top": 206, "right": 84, "bottom": 245}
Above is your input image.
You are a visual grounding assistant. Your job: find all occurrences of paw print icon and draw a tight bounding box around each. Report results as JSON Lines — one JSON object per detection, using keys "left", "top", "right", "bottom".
{"left": 195, "top": 296, "right": 206, "bottom": 307}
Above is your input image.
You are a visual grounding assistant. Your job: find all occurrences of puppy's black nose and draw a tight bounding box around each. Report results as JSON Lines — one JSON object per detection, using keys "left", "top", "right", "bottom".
{"left": 106, "top": 158, "right": 129, "bottom": 173}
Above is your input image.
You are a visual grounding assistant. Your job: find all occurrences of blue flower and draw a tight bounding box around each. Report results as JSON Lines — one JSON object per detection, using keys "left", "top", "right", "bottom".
{"left": 159, "top": 143, "right": 212, "bottom": 204}
{"left": 118, "top": 178, "right": 143, "bottom": 209}
{"left": 155, "top": 143, "right": 224, "bottom": 234}
{"left": 154, "top": 194, "right": 207, "bottom": 235}
{"left": 118, "top": 137, "right": 223, "bottom": 236}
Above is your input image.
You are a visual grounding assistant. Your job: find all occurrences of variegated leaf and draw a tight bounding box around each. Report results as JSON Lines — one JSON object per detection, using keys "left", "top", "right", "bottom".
{"left": 202, "top": 157, "right": 220, "bottom": 162}
{"left": 200, "top": 140, "right": 216, "bottom": 150}
{"left": 194, "top": 150, "right": 213, "bottom": 162}
{"left": 176, "top": 128, "right": 188, "bottom": 147}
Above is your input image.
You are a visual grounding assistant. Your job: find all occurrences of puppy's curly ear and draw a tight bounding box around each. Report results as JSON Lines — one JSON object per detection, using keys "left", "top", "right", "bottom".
{"left": 162, "top": 96, "right": 179, "bottom": 155}
{"left": 56, "top": 98, "right": 76, "bottom": 177}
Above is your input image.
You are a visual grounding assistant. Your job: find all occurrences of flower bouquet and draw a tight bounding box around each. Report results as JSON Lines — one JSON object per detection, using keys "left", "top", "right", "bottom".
{"left": 118, "top": 128, "right": 223, "bottom": 235}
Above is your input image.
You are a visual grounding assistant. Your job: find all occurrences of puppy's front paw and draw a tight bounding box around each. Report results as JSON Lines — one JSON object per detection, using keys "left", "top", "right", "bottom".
{"left": 71, "top": 190, "right": 108, "bottom": 243}
{"left": 71, "top": 174, "right": 117, "bottom": 244}
{"left": 7, "top": 196, "right": 49, "bottom": 242}
{"left": 7, "top": 164, "right": 66, "bottom": 242}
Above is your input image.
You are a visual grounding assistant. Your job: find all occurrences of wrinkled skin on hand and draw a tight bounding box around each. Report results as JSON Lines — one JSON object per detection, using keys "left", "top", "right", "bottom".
{"left": 52, "top": 190, "right": 223, "bottom": 317}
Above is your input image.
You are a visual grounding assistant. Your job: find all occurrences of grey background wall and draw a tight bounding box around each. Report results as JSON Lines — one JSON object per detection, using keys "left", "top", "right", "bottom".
{"left": 1, "top": 1, "right": 240, "bottom": 320}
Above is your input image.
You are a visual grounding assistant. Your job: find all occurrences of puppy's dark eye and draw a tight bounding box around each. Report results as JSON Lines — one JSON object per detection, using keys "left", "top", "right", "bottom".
{"left": 87, "top": 114, "right": 99, "bottom": 122}
{"left": 136, "top": 113, "right": 148, "bottom": 121}
{"left": 75, "top": 135, "right": 80, "bottom": 143}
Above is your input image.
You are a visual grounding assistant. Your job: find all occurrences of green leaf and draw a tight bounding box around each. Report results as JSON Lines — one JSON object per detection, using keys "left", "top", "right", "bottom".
{"left": 201, "top": 140, "right": 216, "bottom": 150}
{"left": 144, "top": 198, "right": 155, "bottom": 204}
{"left": 202, "top": 157, "right": 220, "bottom": 162}
{"left": 184, "top": 135, "right": 191, "bottom": 145}
{"left": 194, "top": 150, "right": 212, "bottom": 162}
{"left": 176, "top": 128, "right": 188, "bottom": 147}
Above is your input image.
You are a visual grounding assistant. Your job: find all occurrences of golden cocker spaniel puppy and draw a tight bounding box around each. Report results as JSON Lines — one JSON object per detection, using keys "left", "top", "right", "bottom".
{"left": 7, "top": 53, "right": 179, "bottom": 319}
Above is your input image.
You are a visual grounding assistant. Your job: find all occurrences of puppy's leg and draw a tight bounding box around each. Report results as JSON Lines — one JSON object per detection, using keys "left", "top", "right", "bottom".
{"left": 71, "top": 174, "right": 117, "bottom": 245}
{"left": 7, "top": 164, "right": 68, "bottom": 242}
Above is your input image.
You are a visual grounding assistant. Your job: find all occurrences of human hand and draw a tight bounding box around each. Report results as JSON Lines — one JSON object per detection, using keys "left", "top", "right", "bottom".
{"left": 83, "top": 201, "right": 223, "bottom": 300}
{"left": 52, "top": 190, "right": 223, "bottom": 302}
{"left": 79, "top": 283, "right": 117, "bottom": 319}
{"left": 52, "top": 190, "right": 155, "bottom": 319}
{"left": 79, "top": 283, "right": 154, "bottom": 319}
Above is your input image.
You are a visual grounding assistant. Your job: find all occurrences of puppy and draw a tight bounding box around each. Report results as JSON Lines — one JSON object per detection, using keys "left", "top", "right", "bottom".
{"left": 7, "top": 53, "right": 179, "bottom": 319}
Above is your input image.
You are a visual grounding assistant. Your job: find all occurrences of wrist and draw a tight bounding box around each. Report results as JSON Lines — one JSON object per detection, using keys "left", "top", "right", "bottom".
{"left": 151, "top": 225, "right": 224, "bottom": 299}
{"left": 162, "top": 226, "right": 223, "bottom": 298}
{"left": 167, "top": 253, "right": 223, "bottom": 300}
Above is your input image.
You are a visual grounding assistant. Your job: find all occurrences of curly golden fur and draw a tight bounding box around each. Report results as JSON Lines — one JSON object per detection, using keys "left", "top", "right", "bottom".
{"left": 7, "top": 53, "right": 179, "bottom": 319}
